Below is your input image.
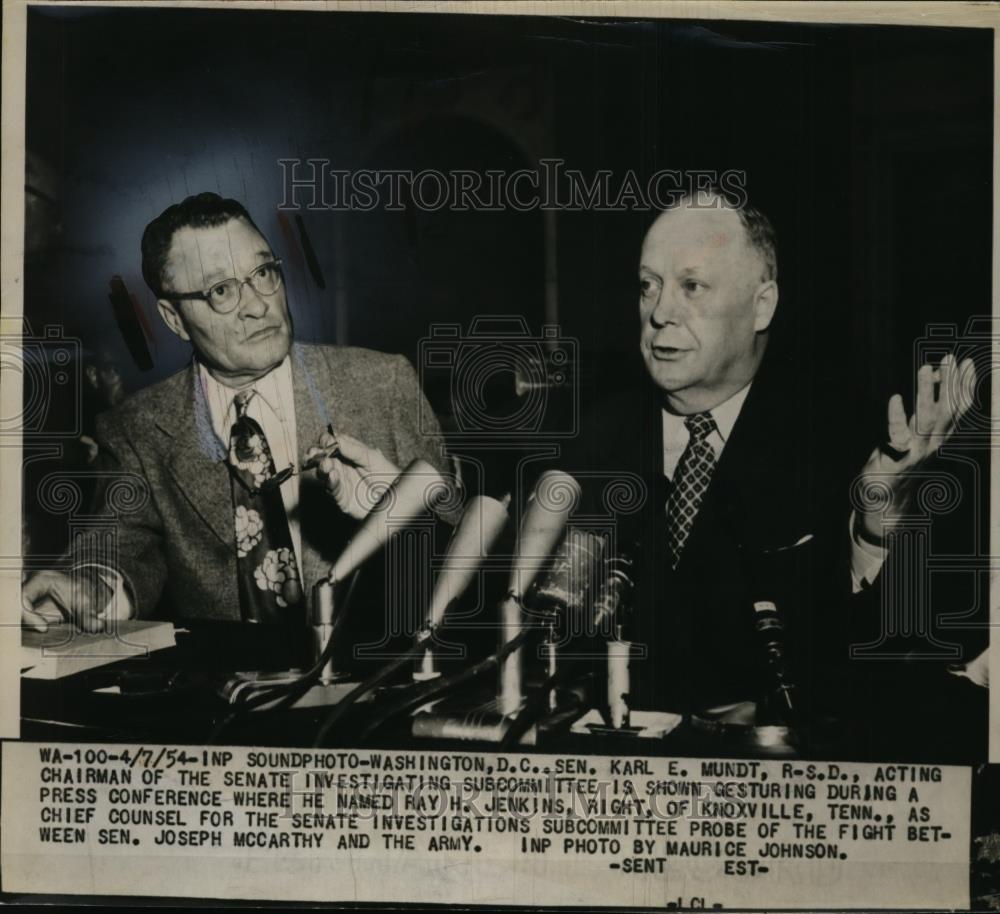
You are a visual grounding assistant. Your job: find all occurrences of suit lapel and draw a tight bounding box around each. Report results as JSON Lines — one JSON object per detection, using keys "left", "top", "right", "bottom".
{"left": 157, "top": 365, "right": 234, "bottom": 548}
{"left": 291, "top": 344, "right": 331, "bottom": 467}
{"left": 676, "top": 358, "right": 790, "bottom": 571}
{"left": 291, "top": 344, "right": 337, "bottom": 593}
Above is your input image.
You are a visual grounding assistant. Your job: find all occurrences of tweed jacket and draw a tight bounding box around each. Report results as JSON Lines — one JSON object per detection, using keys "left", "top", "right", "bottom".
{"left": 86, "top": 343, "right": 449, "bottom": 622}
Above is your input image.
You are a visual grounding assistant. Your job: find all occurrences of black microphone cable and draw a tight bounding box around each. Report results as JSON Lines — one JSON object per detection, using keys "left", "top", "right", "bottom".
{"left": 311, "top": 633, "right": 434, "bottom": 747}
{"left": 355, "top": 625, "right": 538, "bottom": 744}
{"left": 498, "top": 661, "right": 582, "bottom": 750}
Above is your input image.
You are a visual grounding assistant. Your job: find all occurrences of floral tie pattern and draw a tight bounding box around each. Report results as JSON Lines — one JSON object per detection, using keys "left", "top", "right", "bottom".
{"left": 228, "top": 389, "right": 304, "bottom": 624}
{"left": 665, "top": 411, "right": 718, "bottom": 570}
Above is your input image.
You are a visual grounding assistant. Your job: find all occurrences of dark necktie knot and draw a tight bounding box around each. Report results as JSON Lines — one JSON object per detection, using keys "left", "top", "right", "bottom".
{"left": 234, "top": 388, "right": 255, "bottom": 418}
{"left": 684, "top": 411, "right": 717, "bottom": 443}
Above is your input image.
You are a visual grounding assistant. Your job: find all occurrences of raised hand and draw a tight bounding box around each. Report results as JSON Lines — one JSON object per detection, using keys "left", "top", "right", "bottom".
{"left": 856, "top": 353, "right": 977, "bottom": 544}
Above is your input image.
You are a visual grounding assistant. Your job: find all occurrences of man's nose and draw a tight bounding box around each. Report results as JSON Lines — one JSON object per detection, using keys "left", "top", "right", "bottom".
{"left": 650, "top": 287, "right": 684, "bottom": 327}
{"left": 237, "top": 282, "right": 269, "bottom": 319}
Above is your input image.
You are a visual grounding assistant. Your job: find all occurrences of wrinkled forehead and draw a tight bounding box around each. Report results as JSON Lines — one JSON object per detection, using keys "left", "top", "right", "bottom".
{"left": 161, "top": 217, "right": 272, "bottom": 292}
{"left": 641, "top": 205, "right": 750, "bottom": 268}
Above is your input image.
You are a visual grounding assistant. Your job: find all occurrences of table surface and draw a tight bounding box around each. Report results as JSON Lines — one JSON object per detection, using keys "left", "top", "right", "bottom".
{"left": 18, "top": 623, "right": 989, "bottom": 764}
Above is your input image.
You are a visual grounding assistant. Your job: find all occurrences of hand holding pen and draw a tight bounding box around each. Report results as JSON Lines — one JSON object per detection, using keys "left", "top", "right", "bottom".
{"left": 305, "top": 426, "right": 402, "bottom": 520}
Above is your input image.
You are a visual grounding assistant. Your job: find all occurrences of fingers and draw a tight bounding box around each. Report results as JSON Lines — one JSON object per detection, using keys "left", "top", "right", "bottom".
{"left": 938, "top": 353, "right": 955, "bottom": 428}
{"left": 336, "top": 435, "right": 399, "bottom": 477}
{"left": 335, "top": 433, "right": 378, "bottom": 469}
{"left": 22, "top": 571, "right": 73, "bottom": 620}
{"left": 21, "top": 570, "right": 106, "bottom": 629}
{"left": 898, "top": 352, "right": 978, "bottom": 456}
{"left": 21, "top": 605, "right": 49, "bottom": 633}
{"left": 319, "top": 457, "right": 343, "bottom": 498}
{"left": 320, "top": 457, "right": 363, "bottom": 516}
{"left": 22, "top": 574, "right": 74, "bottom": 632}
{"left": 914, "top": 362, "right": 935, "bottom": 436}
{"left": 957, "top": 357, "right": 977, "bottom": 419}
{"left": 22, "top": 570, "right": 54, "bottom": 608}
{"left": 316, "top": 435, "right": 403, "bottom": 518}
{"left": 78, "top": 610, "right": 107, "bottom": 634}
{"left": 886, "top": 394, "right": 910, "bottom": 452}
{"left": 304, "top": 432, "right": 342, "bottom": 472}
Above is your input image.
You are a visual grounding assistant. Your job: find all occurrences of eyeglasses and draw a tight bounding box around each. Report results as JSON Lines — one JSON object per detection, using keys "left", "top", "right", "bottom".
{"left": 164, "top": 259, "right": 284, "bottom": 315}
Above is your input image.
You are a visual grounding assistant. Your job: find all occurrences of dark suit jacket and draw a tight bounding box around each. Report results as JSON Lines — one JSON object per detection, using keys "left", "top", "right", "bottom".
{"left": 83, "top": 343, "right": 450, "bottom": 624}
{"left": 559, "top": 351, "right": 871, "bottom": 715}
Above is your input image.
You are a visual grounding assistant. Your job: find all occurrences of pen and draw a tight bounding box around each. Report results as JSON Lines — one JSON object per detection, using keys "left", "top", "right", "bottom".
{"left": 301, "top": 423, "right": 341, "bottom": 471}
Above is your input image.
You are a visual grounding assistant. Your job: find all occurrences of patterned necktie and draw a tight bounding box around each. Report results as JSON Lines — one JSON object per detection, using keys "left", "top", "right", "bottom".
{"left": 665, "top": 411, "right": 718, "bottom": 570}
{"left": 227, "top": 388, "right": 304, "bottom": 625}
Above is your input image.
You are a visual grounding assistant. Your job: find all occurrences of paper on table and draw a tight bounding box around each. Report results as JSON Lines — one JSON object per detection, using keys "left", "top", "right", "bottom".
{"left": 570, "top": 708, "right": 683, "bottom": 738}
{"left": 21, "top": 621, "right": 176, "bottom": 680}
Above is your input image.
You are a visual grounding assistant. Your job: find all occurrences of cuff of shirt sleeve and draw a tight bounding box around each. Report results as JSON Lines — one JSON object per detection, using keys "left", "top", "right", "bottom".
{"left": 949, "top": 648, "right": 989, "bottom": 689}
{"left": 73, "top": 563, "right": 135, "bottom": 620}
{"left": 849, "top": 510, "right": 888, "bottom": 593}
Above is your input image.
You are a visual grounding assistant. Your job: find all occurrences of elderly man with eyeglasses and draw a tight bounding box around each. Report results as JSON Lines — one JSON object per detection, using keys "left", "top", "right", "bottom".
{"left": 22, "top": 193, "right": 451, "bottom": 637}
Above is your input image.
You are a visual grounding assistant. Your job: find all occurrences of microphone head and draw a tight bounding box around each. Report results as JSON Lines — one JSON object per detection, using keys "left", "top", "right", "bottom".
{"left": 329, "top": 458, "right": 446, "bottom": 583}
{"left": 527, "top": 528, "right": 604, "bottom": 620}
{"left": 590, "top": 551, "right": 636, "bottom": 637}
{"left": 507, "top": 470, "right": 581, "bottom": 599}
{"left": 753, "top": 600, "right": 786, "bottom": 656}
{"left": 426, "top": 494, "right": 510, "bottom": 629}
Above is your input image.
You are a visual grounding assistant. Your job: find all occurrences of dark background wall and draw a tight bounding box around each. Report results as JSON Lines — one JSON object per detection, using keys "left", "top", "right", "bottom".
{"left": 24, "top": 8, "right": 993, "bottom": 394}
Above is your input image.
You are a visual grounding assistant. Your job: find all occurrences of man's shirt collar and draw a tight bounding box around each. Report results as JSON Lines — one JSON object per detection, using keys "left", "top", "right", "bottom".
{"left": 661, "top": 381, "right": 753, "bottom": 478}
{"left": 197, "top": 356, "right": 294, "bottom": 440}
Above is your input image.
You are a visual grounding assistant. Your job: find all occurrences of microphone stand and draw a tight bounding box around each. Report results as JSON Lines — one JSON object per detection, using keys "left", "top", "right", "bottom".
{"left": 503, "top": 550, "right": 638, "bottom": 748}
{"left": 217, "top": 458, "right": 445, "bottom": 716}
{"left": 208, "top": 570, "right": 362, "bottom": 742}
{"left": 412, "top": 528, "right": 601, "bottom": 746}
{"left": 309, "top": 473, "right": 575, "bottom": 748}
{"left": 311, "top": 493, "right": 510, "bottom": 745}
{"left": 689, "top": 544, "right": 803, "bottom": 757}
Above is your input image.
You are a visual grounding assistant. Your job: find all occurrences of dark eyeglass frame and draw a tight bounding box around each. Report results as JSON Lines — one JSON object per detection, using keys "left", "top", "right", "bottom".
{"left": 162, "top": 258, "right": 284, "bottom": 315}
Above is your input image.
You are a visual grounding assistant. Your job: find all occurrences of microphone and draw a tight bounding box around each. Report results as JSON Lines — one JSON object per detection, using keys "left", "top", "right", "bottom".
{"left": 498, "top": 470, "right": 581, "bottom": 716}
{"left": 220, "top": 460, "right": 449, "bottom": 709}
{"left": 528, "top": 528, "right": 604, "bottom": 712}
{"left": 313, "top": 458, "right": 446, "bottom": 684}
{"left": 507, "top": 470, "right": 582, "bottom": 600}
{"left": 326, "top": 458, "right": 445, "bottom": 584}
{"left": 525, "top": 527, "right": 604, "bottom": 623}
{"left": 742, "top": 543, "right": 797, "bottom": 726}
{"left": 753, "top": 600, "right": 796, "bottom": 723}
{"left": 592, "top": 551, "right": 636, "bottom": 730}
{"left": 592, "top": 551, "right": 635, "bottom": 635}
{"left": 415, "top": 494, "right": 510, "bottom": 680}
{"left": 495, "top": 531, "right": 607, "bottom": 748}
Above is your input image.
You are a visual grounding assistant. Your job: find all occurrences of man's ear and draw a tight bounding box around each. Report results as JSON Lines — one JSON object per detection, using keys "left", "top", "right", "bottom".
{"left": 752, "top": 280, "right": 778, "bottom": 333}
{"left": 156, "top": 298, "right": 190, "bottom": 342}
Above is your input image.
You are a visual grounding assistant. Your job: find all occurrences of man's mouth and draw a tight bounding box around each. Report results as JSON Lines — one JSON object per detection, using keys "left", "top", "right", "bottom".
{"left": 651, "top": 344, "right": 689, "bottom": 360}
{"left": 247, "top": 325, "right": 281, "bottom": 341}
